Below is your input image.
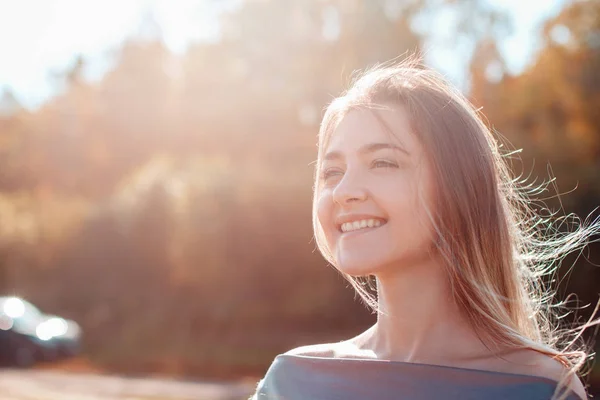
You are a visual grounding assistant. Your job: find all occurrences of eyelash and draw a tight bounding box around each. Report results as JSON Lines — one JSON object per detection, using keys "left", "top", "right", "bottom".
{"left": 321, "top": 168, "right": 342, "bottom": 181}
{"left": 320, "top": 159, "right": 399, "bottom": 181}
{"left": 371, "top": 159, "right": 399, "bottom": 169}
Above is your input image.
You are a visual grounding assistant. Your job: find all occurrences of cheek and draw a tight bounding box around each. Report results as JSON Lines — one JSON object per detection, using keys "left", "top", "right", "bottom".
{"left": 385, "top": 179, "right": 434, "bottom": 241}
{"left": 316, "top": 190, "right": 337, "bottom": 243}
{"left": 405, "top": 180, "right": 436, "bottom": 241}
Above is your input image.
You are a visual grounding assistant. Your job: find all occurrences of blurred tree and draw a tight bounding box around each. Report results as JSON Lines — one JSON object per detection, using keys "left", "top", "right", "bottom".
{"left": 0, "top": 0, "right": 596, "bottom": 389}
{"left": 0, "top": 88, "right": 22, "bottom": 117}
{"left": 470, "top": 0, "right": 600, "bottom": 213}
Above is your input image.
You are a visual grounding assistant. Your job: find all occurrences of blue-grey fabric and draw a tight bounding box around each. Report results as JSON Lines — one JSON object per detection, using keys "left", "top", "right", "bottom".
{"left": 252, "top": 354, "right": 581, "bottom": 400}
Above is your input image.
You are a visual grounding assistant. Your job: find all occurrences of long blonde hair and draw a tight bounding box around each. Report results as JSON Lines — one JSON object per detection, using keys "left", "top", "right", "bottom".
{"left": 312, "top": 57, "right": 600, "bottom": 400}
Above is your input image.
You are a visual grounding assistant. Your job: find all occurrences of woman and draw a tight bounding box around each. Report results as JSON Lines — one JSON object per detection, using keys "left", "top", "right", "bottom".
{"left": 252, "top": 58, "right": 598, "bottom": 400}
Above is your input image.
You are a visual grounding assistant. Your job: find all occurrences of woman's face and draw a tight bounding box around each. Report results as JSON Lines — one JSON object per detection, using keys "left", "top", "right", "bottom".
{"left": 316, "top": 104, "right": 436, "bottom": 277}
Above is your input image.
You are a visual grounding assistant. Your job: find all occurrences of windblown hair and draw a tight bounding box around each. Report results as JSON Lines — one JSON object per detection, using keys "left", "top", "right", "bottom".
{"left": 312, "top": 57, "right": 600, "bottom": 400}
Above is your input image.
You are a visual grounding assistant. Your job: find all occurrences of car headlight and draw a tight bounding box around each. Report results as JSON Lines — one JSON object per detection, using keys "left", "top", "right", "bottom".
{"left": 35, "top": 317, "right": 68, "bottom": 341}
{"left": 3, "top": 298, "right": 25, "bottom": 318}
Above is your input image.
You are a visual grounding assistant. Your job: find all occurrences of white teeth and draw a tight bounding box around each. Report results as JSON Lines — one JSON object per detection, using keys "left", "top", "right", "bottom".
{"left": 341, "top": 219, "right": 385, "bottom": 233}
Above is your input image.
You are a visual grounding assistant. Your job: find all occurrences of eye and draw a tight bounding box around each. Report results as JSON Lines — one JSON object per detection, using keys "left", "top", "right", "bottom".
{"left": 371, "top": 159, "right": 399, "bottom": 169}
{"left": 320, "top": 167, "right": 344, "bottom": 182}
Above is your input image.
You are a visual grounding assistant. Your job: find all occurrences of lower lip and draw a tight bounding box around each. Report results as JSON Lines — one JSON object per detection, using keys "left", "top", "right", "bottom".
{"left": 340, "top": 224, "right": 385, "bottom": 237}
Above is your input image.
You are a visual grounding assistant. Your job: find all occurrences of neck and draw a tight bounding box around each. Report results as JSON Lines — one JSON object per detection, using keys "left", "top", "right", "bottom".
{"left": 356, "top": 253, "right": 488, "bottom": 365}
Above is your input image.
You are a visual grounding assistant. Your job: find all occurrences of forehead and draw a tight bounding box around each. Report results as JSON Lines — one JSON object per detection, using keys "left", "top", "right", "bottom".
{"left": 326, "top": 104, "right": 418, "bottom": 154}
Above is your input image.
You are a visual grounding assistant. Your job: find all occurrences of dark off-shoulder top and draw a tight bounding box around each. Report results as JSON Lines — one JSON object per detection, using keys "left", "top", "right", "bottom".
{"left": 252, "top": 354, "right": 582, "bottom": 400}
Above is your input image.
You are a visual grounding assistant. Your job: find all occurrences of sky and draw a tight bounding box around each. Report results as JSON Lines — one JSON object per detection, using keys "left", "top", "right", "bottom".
{"left": 0, "top": 0, "right": 567, "bottom": 111}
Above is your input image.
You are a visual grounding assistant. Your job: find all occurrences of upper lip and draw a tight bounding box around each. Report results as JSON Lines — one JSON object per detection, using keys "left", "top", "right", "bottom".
{"left": 335, "top": 214, "right": 387, "bottom": 231}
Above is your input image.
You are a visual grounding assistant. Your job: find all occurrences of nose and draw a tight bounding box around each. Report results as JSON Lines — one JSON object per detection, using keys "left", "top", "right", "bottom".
{"left": 332, "top": 170, "right": 368, "bottom": 206}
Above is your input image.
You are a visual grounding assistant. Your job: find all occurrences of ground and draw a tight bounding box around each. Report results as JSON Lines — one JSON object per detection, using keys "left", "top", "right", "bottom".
{"left": 0, "top": 361, "right": 256, "bottom": 400}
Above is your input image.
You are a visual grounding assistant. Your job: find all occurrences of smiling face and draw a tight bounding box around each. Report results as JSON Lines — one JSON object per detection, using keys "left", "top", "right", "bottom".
{"left": 315, "top": 104, "right": 437, "bottom": 277}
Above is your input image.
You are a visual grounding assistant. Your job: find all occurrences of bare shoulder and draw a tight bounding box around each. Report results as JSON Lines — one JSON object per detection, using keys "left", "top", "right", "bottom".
{"left": 283, "top": 342, "right": 338, "bottom": 358}
{"left": 534, "top": 353, "right": 587, "bottom": 399}
{"left": 284, "top": 337, "right": 379, "bottom": 361}
{"left": 508, "top": 349, "right": 588, "bottom": 399}
{"left": 252, "top": 343, "right": 339, "bottom": 398}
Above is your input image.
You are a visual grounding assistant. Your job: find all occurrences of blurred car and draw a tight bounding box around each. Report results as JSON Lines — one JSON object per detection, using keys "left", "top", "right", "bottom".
{"left": 0, "top": 296, "right": 82, "bottom": 367}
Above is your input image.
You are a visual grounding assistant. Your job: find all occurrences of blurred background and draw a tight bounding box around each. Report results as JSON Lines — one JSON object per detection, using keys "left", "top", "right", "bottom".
{"left": 0, "top": 0, "right": 599, "bottom": 397}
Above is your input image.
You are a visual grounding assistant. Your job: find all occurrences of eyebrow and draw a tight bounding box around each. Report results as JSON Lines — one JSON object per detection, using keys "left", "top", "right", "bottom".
{"left": 323, "top": 142, "right": 410, "bottom": 161}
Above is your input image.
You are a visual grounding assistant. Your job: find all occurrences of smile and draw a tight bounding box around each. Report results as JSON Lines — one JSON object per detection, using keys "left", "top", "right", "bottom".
{"left": 340, "top": 219, "right": 386, "bottom": 233}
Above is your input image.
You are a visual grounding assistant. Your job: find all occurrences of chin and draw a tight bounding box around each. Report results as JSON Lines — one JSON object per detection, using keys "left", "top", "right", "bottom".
{"left": 335, "top": 265, "right": 373, "bottom": 278}
{"left": 333, "top": 253, "right": 388, "bottom": 277}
